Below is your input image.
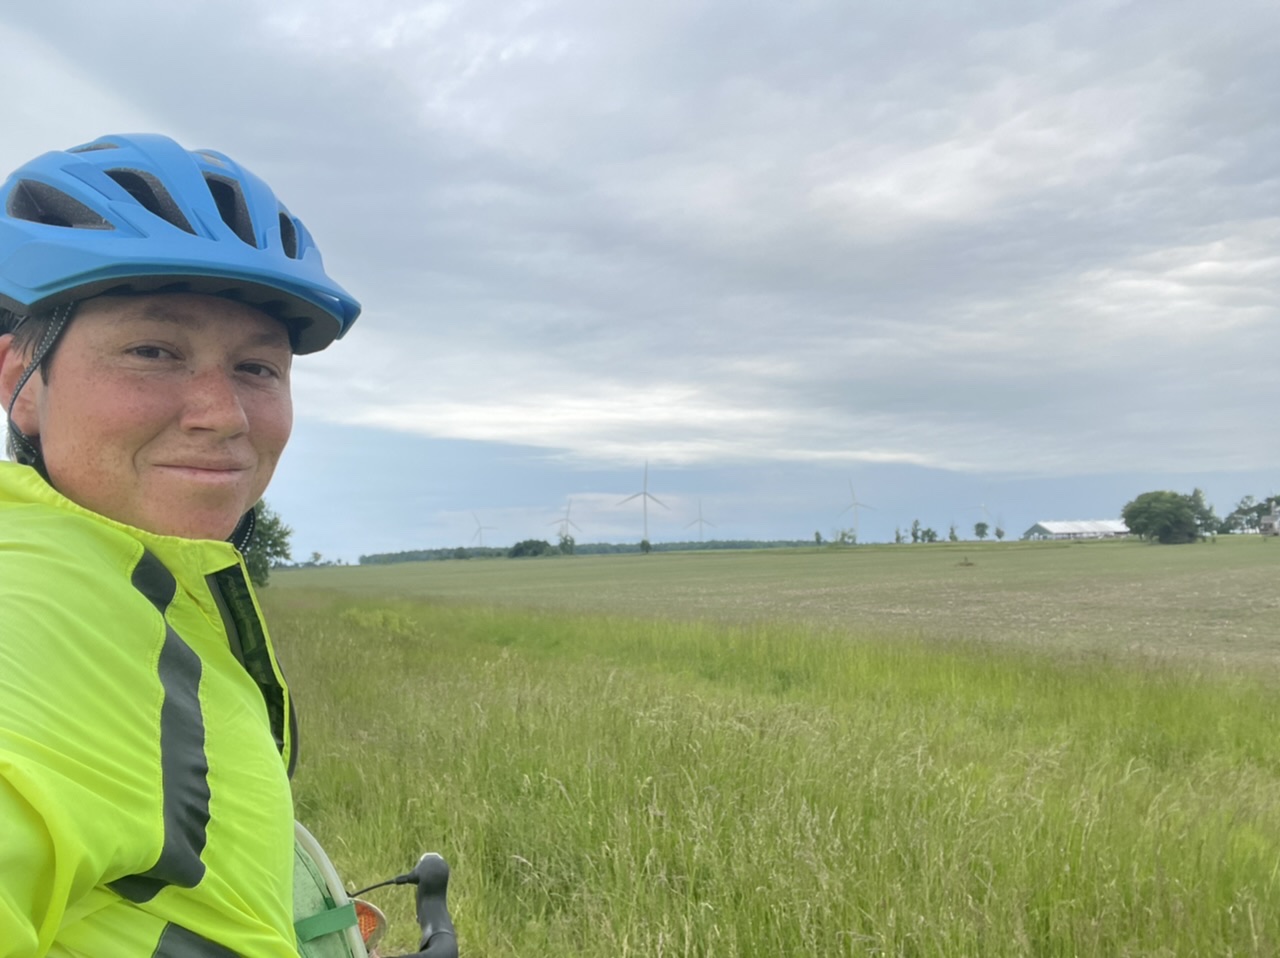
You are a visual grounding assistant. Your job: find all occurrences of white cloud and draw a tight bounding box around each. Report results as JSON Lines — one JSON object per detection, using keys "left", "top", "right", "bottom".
{"left": 0, "top": 22, "right": 156, "bottom": 173}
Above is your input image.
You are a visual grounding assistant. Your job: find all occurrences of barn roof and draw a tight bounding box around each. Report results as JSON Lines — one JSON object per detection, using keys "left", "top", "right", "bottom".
{"left": 1026, "top": 519, "right": 1129, "bottom": 535}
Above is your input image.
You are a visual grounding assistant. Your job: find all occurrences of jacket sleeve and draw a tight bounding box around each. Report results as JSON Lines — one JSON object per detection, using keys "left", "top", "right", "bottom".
{"left": 0, "top": 591, "right": 167, "bottom": 958}
{"left": 0, "top": 746, "right": 88, "bottom": 957}
{"left": 0, "top": 767, "right": 52, "bottom": 956}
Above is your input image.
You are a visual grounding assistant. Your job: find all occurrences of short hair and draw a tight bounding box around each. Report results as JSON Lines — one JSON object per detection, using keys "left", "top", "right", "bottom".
{"left": 1, "top": 309, "right": 56, "bottom": 383}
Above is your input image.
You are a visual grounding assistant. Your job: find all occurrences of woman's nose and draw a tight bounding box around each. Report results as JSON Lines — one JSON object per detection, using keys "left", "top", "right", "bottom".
{"left": 180, "top": 367, "right": 250, "bottom": 436}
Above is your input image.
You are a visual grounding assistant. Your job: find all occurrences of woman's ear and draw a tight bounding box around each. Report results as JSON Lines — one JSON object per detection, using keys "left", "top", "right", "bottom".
{"left": 0, "top": 334, "right": 40, "bottom": 437}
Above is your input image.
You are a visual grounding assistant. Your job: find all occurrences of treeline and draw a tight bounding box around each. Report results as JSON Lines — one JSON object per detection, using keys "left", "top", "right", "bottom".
{"left": 359, "top": 539, "right": 813, "bottom": 565}
{"left": 577, "top": 539, "right": 813, "bottom": 555}
{"left": 1120, "top": 489, "right": 1280, "bottom": 544}
{"left": 359, "top": 547, "right": 506, "bottom": 564}
{"left": 1220, "top": 494, "right": 1280, "bottom": 533}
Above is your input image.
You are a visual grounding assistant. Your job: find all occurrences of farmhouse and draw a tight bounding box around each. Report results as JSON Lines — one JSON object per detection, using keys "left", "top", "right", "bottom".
{"left": 1260, "top": 506, "right": 1279, "bottom": 536}
{"left": 1022, "top": 520, "right": 1129, "bottom": 540}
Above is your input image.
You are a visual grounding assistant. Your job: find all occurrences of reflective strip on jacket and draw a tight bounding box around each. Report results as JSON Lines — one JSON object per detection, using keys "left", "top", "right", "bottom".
{"left": 0, "top": 461, "right": 299, "bottom": 957}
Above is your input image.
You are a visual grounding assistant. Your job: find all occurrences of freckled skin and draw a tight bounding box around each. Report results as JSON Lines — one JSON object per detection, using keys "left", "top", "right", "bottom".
{"left": 0, "top": 293, "right": 293, "bottom": 540}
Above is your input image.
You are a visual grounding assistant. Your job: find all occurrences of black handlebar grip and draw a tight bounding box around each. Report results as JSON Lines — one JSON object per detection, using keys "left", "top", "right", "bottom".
{"left": 411, "top": 853, "right": 459, "bottom": 958}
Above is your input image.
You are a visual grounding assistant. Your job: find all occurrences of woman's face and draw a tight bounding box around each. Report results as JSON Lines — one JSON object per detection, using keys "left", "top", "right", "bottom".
{"left": 1, "top": 292, "right": 294, "bottom": 540}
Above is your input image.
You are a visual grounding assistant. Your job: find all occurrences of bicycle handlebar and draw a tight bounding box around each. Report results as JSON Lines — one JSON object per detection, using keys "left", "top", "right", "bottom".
{"left": 388, "top": 853, "right": 458, "bottom": 958}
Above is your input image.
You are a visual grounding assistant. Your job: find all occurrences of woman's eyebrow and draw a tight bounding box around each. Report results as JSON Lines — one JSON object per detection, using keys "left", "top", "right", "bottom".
{"left": 240, "top": 329, "right": 294, "bottom": 349}
{"left": 127, "top": 303, "right": 292, "bottom": 348}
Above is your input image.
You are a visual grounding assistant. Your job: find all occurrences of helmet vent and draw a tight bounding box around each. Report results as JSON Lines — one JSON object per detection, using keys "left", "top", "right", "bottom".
{"left": 278, "top": 211, "right": 299, "bottom": 259}
{"left": 203, "top": 173, "right": 257, "bottom": 247}
{"left": 7, "top": 180, "right": 114, "bottom": 230}
{"left": 68, "top": 142, "right": 120, "bottom": 153}
{"left": 106, "top": 169, "right": 195, "bottom": 235}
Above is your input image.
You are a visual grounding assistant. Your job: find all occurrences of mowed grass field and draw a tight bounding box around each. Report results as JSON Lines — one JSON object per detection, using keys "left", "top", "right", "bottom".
{"left": 265, "top": 538, "right": 1280, "bottom": 956}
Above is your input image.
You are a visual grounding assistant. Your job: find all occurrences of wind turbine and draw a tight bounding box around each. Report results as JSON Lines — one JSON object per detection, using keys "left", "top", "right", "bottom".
{"left": 618, "top": 460, "right": 668, "bottom": 542}
{"left": 684, "top": 499, "right": 716, "bottom": 542}
{"left": 837, "top": 481, "right": 875, "bottom": 543}
{"left": 470, "top": 512, "right": 496, "bottom": 548}
{"left": 548, "top": 499, "right": 582, "bottom": 539}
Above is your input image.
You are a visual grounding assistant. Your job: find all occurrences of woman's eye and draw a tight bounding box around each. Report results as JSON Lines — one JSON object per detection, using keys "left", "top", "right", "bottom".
{"left": 129, "top": 345, "right": 171, "bottom": 359}
{"left": 239, "top": 362, "right": 280, "bottom": 379}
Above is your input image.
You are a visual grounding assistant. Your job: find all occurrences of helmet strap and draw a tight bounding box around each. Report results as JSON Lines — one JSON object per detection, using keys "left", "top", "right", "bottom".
{"left": 229, "top": 506, "right": 257, "bottom": 551}
{"left": 6, "top": 302, "right": 77, "bottom": 471}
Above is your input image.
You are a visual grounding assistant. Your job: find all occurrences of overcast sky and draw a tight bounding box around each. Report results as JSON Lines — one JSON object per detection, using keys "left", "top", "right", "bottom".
{"left": 3, "top": 2, "right": 1278, "bottom": 558}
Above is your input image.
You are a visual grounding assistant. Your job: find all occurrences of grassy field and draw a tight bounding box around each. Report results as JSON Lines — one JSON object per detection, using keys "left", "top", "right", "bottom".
{"left": 278, "top": 537, "right": 1280, "bottom": 664}
{"left": 265, "top": 539, "right": 1280, "bottom": 956}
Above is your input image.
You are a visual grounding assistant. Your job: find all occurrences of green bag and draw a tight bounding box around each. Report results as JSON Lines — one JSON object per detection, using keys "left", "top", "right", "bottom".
{"left": 293, "top": 821, "right": 367, "bottom": 958}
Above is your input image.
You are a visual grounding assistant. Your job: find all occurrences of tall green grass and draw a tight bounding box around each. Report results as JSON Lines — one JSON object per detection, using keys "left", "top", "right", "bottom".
{"left": 270, "top": 593, "right": 1280, "bottom": 956}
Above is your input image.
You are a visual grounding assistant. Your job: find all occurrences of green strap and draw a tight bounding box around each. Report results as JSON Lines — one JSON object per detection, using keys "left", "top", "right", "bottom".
{"left": 294, "top": 901, "right": 358, "bottom": 942}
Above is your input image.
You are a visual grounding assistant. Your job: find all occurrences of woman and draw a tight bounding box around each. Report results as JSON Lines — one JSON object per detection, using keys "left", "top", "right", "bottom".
{"left": 0, "top": 134, "right": 360, "bottom": 956}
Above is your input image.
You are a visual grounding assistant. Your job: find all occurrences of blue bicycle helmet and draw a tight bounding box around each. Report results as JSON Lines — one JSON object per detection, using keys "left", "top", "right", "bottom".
{"left": 0, "top": 133, "right": 360, "bottom": 354}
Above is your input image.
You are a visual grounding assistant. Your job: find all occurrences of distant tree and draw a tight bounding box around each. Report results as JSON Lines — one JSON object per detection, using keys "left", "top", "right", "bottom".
{"left": 1230, "top": 495, "right": 1259, "bottom": 533}
{"left": 509, "top": 538, "right": 554, "bottom": 558}
{"left": 910, "top": 519, "right": 921, "bottom": 544}
{"left": 1188, "top": 488, "right": 1219, "bottom": 538}
{"left": 814, "top": 530, "right": 823, "bottom": 545}
{"left": 640, "top": 538, "right": 653, "bottom": 554}
{"left": 894, "top": 527, "right": 904, "bottom": 545}
{"left": 837, "top": 529, "right": 856, "bottom": 545}
{"left": 974, "top": 521, "right": 989, "bottom": 540}
{"left": 921, "top": 527, "right": 939, "bottom": 543}
{"left": 452, "top": 547, "right": 469, "bottom": 560}
{"left": 243, "top": 501, "right": 292, "bottom": 587}
{"left": 1220, "top": 493, "right": 1278, "bottom": 534}
{"left": 1121, "top": 491, "right": 1200, "bottom": 544}
{"left": 995, "top": 526, "right": 1005, "bottom": 541}
{"left": 948, "top": 524, "right": 959, "bottom": 542}
{"left": 558, "top": 533, "right": 576, "bottom": 555}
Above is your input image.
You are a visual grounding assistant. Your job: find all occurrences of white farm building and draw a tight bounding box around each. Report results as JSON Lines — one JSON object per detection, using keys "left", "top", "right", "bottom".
{"left": 1021, "top": 520, "right": 1129, "bottom": 540}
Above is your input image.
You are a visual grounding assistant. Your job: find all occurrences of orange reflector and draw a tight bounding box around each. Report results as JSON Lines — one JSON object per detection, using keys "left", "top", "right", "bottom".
{"left": 354, "top": 898, "right": 387, "bottom": 949}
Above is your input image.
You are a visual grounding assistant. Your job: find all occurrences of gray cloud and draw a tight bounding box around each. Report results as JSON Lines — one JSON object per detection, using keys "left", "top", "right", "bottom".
{"left": 5, "top": 0, "right": 1280, "bottom": 492}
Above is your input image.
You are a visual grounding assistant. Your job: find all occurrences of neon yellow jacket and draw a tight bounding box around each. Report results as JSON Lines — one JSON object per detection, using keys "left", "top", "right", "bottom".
{"left": 0, "top": 462, "right": 299, "bottom": 957}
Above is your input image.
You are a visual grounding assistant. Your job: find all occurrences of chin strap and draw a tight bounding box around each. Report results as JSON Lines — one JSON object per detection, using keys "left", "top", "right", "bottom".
{"left": 229, "top": 507, "right": 256, "bottom": 551}
{"left": 5, "top": 303, "right": 77, "bottom": 470}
